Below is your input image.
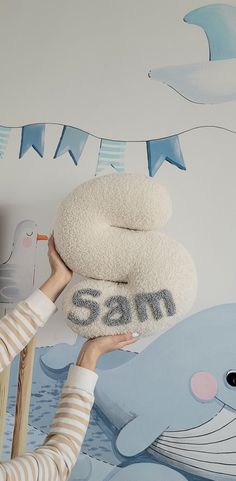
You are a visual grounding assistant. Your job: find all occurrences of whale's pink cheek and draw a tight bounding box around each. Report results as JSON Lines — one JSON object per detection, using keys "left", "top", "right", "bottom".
{"left": 22, "top": 237, "right": 33, "bottom": 248}
{"left": 190, "top": 371, "right": 218, "bottom": 401}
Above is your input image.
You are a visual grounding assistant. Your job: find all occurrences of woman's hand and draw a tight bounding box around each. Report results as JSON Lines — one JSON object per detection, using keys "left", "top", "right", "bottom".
{"left": 47, "top": 235, "right": 72, "bottom": 285}
{"left": 76, "top": 333, "right": 139, "bottom": 371}
{"left": 39, "top": 235, "right": 73, "bottom": 302}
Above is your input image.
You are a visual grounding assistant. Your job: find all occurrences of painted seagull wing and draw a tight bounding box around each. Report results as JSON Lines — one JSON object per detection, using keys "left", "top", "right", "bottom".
{"left": 149, "top": 59, "right": 236, "bottom": 104}
{"left": 0, "top": 264, "right": 19, "bottom": 303}
{"left": 116, "top": 414, "right": 167, "bottom": 457}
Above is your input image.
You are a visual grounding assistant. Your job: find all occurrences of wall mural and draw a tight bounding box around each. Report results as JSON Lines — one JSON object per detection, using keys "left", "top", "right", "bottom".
{"left": 6, "top": 303, "right": 236, "bottom": 481}
{"left": 1, "top": 4, "right": 236, "bottom": 176}
{"left": 1, "top": 1, "right": 236, "bottom": 480}
{"left": 0, "top": 221, "right": 48, "bottom": 303}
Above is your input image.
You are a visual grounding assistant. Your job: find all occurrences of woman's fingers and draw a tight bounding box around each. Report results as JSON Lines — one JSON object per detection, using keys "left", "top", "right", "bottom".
{"left": 116, "top": 333, "right": 139, "bottom": 344}
{"left": 112, "top": 332, "right": 138, "bottom": 342}
{"left": 48, "top": 235, "right": 57, "bottom": 260}
{"left": 118, "top": 339, "right": 138, "bottom": 348}
{"left": 46, "top": 234, "right": 73, "bottom": 283}
{"left": 117, "top": 335, "right": 139, "bottom": 346}
{"left": 95, "top": 332, "right": 139, "bottom": 352}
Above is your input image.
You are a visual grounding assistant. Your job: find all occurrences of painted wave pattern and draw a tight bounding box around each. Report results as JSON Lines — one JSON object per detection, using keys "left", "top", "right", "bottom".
{"left": 2, "top": 411, "right": 45, "bottom": 461}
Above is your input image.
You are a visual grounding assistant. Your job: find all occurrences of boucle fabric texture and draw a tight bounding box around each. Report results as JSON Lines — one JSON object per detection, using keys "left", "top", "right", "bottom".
{"left": 54, "top": 174, "right": 197, "bottom": 338}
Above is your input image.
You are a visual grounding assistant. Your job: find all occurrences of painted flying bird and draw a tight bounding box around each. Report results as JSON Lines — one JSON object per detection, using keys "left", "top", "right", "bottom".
{"left": 149, "top": 3, "right": 236, "bottom": 104}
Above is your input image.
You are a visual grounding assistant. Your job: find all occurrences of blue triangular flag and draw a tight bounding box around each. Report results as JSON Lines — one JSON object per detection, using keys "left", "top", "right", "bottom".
{"left": 147, "top": 135, "right": 186, "bottom": 176}
{"left": 19, "top": 124, "right": 45, "bottom": 158}
{"left": 54, "top": 126, "right": 88, "bottom": 166}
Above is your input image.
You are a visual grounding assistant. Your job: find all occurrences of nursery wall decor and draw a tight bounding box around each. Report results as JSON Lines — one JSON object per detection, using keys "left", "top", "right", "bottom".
{"left": 0, "top": 1, "right": 236, "bottom": 480}
{"left": 0, "top": 1, "right": 236, "bottom": 183}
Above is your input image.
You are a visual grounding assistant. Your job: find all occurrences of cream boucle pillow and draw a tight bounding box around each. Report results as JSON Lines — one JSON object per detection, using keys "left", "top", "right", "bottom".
{"left": 54, "top": 174, "right": 197, "bottom": 338}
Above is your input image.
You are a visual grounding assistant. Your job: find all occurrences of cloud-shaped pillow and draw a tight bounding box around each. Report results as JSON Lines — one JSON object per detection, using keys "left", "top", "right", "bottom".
{"left": 54, "top": 174, "right": 197, "bottom": 338}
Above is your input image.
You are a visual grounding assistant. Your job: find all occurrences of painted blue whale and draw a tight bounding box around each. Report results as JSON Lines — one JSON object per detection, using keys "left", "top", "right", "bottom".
{"left": 95, "top": 303, "right": 236, "bottom": 480}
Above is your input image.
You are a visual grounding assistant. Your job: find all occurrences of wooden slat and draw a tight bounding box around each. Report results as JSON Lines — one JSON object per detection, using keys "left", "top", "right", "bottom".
{"left": 0, "top": 364, "right": 10, "bottom": 456}
{"left": 11, "top": 336, "right": 36, "bottom": 458}
{"left": 0, "top": 304, "right": 10, "bottom": 456}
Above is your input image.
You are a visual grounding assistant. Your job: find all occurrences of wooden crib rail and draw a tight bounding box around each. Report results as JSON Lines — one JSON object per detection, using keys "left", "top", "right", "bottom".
{"left": 0, "top": 365, "right": 10, "bottom": 455}
{"left": 0, "top": 336, "right": 36, "bottom": 459}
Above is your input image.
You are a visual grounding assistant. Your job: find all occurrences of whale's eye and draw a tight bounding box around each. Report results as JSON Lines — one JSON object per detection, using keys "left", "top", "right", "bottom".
{"left": 226, "top": 371, "right": 236, "bottom": 387}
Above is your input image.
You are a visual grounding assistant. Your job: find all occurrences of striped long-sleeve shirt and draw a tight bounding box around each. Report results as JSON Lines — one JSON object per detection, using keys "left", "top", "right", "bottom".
{"left": 0, "top": 289, "right": 98, "bottom": 481}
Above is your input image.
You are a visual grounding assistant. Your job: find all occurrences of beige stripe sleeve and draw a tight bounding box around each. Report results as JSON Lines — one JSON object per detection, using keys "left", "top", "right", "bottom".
{"left": 0, "top": 289, "right": 57, "bottom": 372}
{"left": 0, "top": 365, "right": 98, "bottom": 481}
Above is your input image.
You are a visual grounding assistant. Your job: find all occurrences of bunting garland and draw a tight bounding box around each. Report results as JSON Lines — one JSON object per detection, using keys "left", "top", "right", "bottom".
{"left": 1, "top": 124, "right": 186, "bottom": 177}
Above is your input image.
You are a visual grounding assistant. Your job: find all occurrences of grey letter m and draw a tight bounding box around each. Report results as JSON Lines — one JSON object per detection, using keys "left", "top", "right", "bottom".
{"left": 135, "top": 289, "right": 176, "bottom": 322}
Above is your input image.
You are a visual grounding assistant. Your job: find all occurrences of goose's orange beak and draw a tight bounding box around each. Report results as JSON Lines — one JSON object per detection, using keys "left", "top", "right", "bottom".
{"left": 37, "top": 234, "right": 49, "bottom": 241}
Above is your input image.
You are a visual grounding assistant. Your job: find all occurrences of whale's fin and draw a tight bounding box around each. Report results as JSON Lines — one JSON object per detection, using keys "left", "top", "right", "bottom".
{"left": 116, "top": 415, "right": 166, "bottom": 457}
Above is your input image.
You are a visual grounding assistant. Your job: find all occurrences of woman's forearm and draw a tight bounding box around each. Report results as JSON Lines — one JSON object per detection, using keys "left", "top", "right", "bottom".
{"left": 39, "top": 273, "right": 70, "bottom": 303}
{"left": 0, "top": 289, "right": 57, "bottom": 372}
{"left": 0, "top": 365, "right": 98, "bottom": 481}
{"left": 76, "top": 345, "right": 98, "bottom": 372}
